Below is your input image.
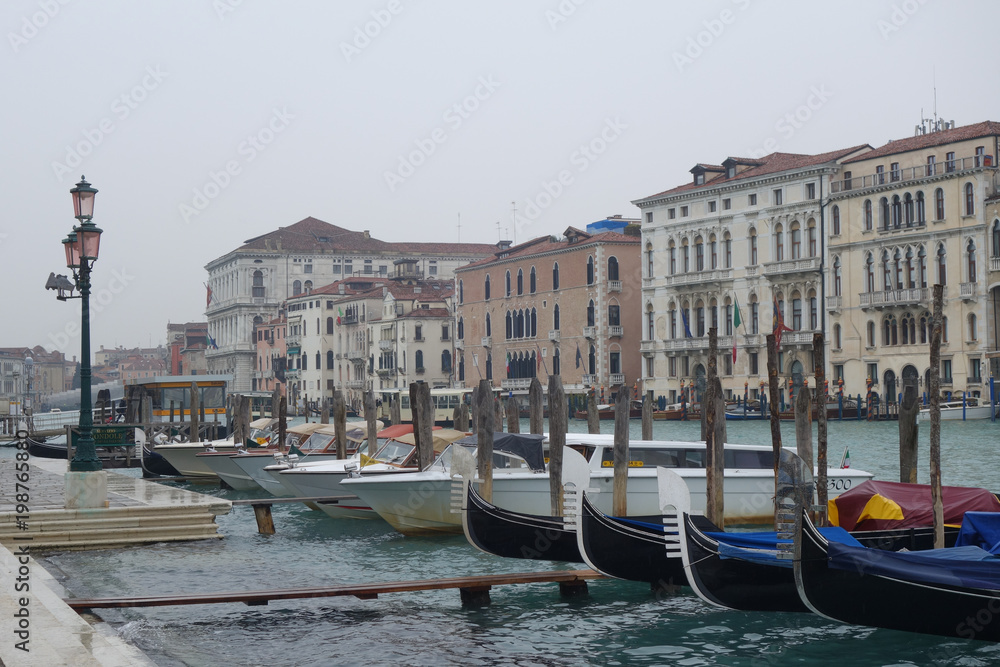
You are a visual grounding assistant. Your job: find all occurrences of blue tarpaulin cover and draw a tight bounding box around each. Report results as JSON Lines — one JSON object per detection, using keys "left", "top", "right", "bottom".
{"left": 712, "top": 527, "right": 863, "bottom": 568}
{"left": 826, "top": 542, "right": 1000, "bottom": 590}
{"left": 955, "top": 512, "right": 1000, "bottom": 554}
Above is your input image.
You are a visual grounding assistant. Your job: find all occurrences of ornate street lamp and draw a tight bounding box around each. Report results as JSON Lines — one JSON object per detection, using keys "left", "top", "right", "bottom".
{"left": 55, "top": 177, "right": 104, "bottom": 472}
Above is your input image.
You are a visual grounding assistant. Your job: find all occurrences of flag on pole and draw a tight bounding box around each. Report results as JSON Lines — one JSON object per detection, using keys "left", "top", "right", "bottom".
{"left": 505, "top": 351, "right": 511, "bottom": 375}
{"left": 337, "top": 307, "right": 343, "bottom": 325}
{"left": 575, "top": 344, "right": 582, "bottom": 369}
{"left": 204, "top": 283, "right": 213, "bottom": 309}
{"left": 772, "top": 296, "right": 792, "bottom": 350}
{"left": 732, "top": 296, "right": 743, "bottom": 363}
{"left": 681, "top": 307, "right": 693, "bottom": 338}
{"left": 839, "top": 446, "right": 851, "bottom": 469}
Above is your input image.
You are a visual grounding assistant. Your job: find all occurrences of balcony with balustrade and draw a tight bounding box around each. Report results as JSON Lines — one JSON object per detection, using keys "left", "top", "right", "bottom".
{"left": 991, "top": 256, "right": 1000, "bottom": 273}
{"left": 782, "top": 330, "right": 820, "bottom": 346}
{"left": 346, "top": 380, "right": 365, "bottom": 389}
{"left": 348, "top": 349, "right": 366, "bottom": 362}
{"left": 501, "top": 378, "right": 532, "bottom": 391}
{"left": 661, "top": 268, "right": 733, "bottom": 287}
{"left": 583, "top": 327, "right": 596, "bottom": 339}
{"left": 663, "top": 335, "right": 733, "bottom": 352}
{"left": 640, "top": 340, "right": 657, "bottom": 354}
{"left": 826, "top": 295, "right": 842, "bottom": 312}
{"left": 608, "top": 280, "right": 622, "bottom": 292}
{"left": 609, "top": 373, "right": 625, "bottom": 386}
{"left": 762, "top": 256, "right": 821, "bottom": 277}
{"left": 859, "top": 287, "right": 929, "bottom": 309}
{"left": 582, "top": 374, "right": 597, "bottom": 386}
{"left": 608, "top": 325, "right": 623, "bottom": 338}
{"left": 378, "top": 339, "right": 394, "bottom": 351}
{"left": 548, "top": 330, "right": 560, "bottom": 342}
{"left": 960, "top": 282, "right": 977, "bottom": 301}
{"left": 830, "top": 154, "right": 995, "bottom": 194}
{"left": 481, "top": 336, "right": 491, "bottom": 347}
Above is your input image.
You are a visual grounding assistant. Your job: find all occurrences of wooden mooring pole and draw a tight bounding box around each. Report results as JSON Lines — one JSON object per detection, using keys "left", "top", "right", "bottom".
{"left": 477, "top": 379, "right": 495, "bottom": 503}
{"left": 899, "top": 379, "right": 920, "bottom": 484}
{"left": 612, "top": 383, "right": 630, "bottom": 517}
{"left": 766, "top": 333, "right": 783, "bottom": 525}
{"left": 930, "top": 284, "right": 944, "bottom": 549}
{"left": 705, "top": 328, "right": 724, "bottom": 529}
{"left": 548, "top": 375, "right": 567, "bottom": 516}
{"left": 529, "top": 377, "right": 544, "bottom": 435}
{"left": 506, "top": 396, "right": 520, "bottom": 433}
{"left": 586, "top": 389, "right": 600, "bottom": 434}
{"left": 641, "top": 390, "right": 653, "bottom": 441}
{"left": 813, "top": 333, "right": 828, "bottom": 525}
{"left": 333, "top": 390, "right": 347, "bottom": 459}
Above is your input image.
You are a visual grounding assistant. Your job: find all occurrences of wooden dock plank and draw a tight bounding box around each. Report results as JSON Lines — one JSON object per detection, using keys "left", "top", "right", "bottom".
{"left": 66, "top": 570, "right": 605, "bottom": 609}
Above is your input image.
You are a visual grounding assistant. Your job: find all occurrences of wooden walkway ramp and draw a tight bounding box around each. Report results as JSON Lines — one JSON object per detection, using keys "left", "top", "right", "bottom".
{"left": 66, "top": 570, "right": 605, "bottom": 609}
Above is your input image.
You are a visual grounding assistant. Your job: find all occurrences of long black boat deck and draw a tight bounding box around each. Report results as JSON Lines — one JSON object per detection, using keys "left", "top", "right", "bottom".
{"left": 65, "top": 570, "right": 606, "bottom": 609}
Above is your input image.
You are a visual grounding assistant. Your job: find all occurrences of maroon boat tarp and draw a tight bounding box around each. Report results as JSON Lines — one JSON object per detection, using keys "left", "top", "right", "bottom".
{"left": 828, "top": 480, "right": 1000, "bottom": 532}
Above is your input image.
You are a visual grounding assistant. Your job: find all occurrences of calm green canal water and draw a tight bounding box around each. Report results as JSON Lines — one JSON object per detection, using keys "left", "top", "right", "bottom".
{"left": 32, "top": 418, "right": 1000, "bottom": 665}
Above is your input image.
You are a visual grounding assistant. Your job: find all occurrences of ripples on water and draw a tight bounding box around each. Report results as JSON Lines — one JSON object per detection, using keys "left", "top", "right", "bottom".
{"left": 32, "top": 418, "right": 1000, "bottom": 665}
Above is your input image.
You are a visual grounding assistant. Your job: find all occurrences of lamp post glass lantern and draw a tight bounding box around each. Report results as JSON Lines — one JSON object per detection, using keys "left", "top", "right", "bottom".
{"left": 65, "top": 176, "right": 103, "bottom": 472}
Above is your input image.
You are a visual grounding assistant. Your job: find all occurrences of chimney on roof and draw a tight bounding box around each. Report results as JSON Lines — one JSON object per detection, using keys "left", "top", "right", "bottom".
{"left": 338, "top": 284, "right": 345, "bottom": 295}
{"left": 363, "top": 230, "right": 370, "bottom": 239}
{"left": 497, "top": 240, "right": 512, "bottom": 250}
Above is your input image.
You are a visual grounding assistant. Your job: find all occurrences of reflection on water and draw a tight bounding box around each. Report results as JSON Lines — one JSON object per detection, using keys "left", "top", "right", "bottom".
{"left": 31, "top": 419, "right": 1000, "bottom": 665}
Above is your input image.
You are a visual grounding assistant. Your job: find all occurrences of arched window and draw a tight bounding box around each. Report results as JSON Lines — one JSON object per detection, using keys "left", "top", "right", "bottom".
{"left": 485, "top": 313, "right": 491, "bottom": 337}
{"left": 505, "top": 311, "right": 513, "bottom": 339}
{"left": 696, "top": 299, "right": 706, "bottom": 337}
{"left": 553, "top": 348, "right": 560, "bottom": 376}
{"left": 553, "top": 304, "right": 560, "bottom": 330}
{"left": 682, "top": 239, "right": 690, "bottom": 272}
{"left": 530, "top": 308, "right": 537, "bottom": 337}
{"left": 774, "top": 224, "right": 784, "bottom": 261}
{"left": 608, "top": 256, "right": 619, "bottom": 281}
{"left": 587, "top": 300, "right": 595, "bottom": 327}
{"left": 708, "top": 235, "right": 718, "bottom": 269}
{"left": 920, "top": 312, "right": 929, "bottom": 344}
{"left": 315, "top": 351, "right": 321, "bottom": 369}
{"left": 891, "top": 195, "right": 902, "bottom": 228}
{"left": 863, "top": 200, "right": 872, "bottom": 231}
{"left": 883, "top": 315, "right": 897, "bottom": 346}
{"left": 832, "top": 205, "right": 841, "bottom": 235}
{"left": 937, "top": 243, "right": 947, "bottom": 285}
{"left": 252, "top": 270, "right": 265, "bottom": 297}
{"left": 326, "top": 317, "right": 334, "bottom": 334}
{"left": 969, "top": 313, "right": 978, "bottom": 341}
{"left": 893, "top": 249, "right": 903, "bottom": 290}
{"left": 552, "top": 263, "right": 559, "bottom": 290}
{"left": 441, "top": 350, "right": 452, "bottom": 373}
{"left": 993, "top": 220, "right": 1000, "bottom": 257}
{"left": 965, "top": 183, "right": 975, "bottom": 216}
{"left": 879, "top": 197, "right": 889, "bottom": 230}
{"left": 882, "top": 250, "right": 892, "bottom": 290}
{"left": 327, "top": 350, "right": 334, "bottom": 369}
{"left": 304, "top": 280, "right": 312, "bottom": 293}
{"left": 293, "top": 280, "right": 302, "bottom": 296}
{"left": 901, "top": 313, "right": 912, "bottom": 344}
{"left": 486, "top": 353, "right": 492, "bottom": 380}
{"left": 415, "top": 349, "right": 424, "bottom": 371}
{"left": 942, "top": 316, "right": 949, "bottom": 343}
{"left": 516, "top": 269, "right": 523, "bottom": 295}
{"left": 586, "top": 256, "right": 594, "bottom": 285}
{"left": 457, "top": 317, "right": 464, "bottom": 339}
{"left": 935, "top": 188, "right": 945, "bottom": 220}
{"left": 458, "top": 280, "right": 464, "bottom": 304}
{"left": 833, "top": 257, "right": 842, "bottom": 296}
{"left": 749, "top": 229, "right": 758, "bottom": 265}
{"left": 695, "top": 236, "right": 705, "bottom": 271}
{"left": 588, "top": 345, "right": 596, "bottom": 375}
{"left": 791, "top": 291, "right": 802, "bottom": 330}
{"left": 529, "top": 267, "right": 536, "bottom": 293}
{"left": 505, "top": 271, "right": 511, "bottom": 297}
{"left": 809, "top": 291, "right": 818, "bottom": 330}
{"left": 646, "top": 305, "right": 654, "bottom": 340}
{"left": 867, "top": 320, "right": 876, "bottom": 347}
{"left": 807, "top": 222, "right": 817, "bottom": 257}
{"left": 904, "top": 193, "right": 914, "bottom": 226}
{"left": 967, "top": 239, "right": 977, "bottom": 281}
{"left": 918, "top": 246, "right": 927, "bottom": 288}
{"left": 834, "top": 323, "right": 842, "bottom": 349}
{"left": 905, "top": 248, "right": 915, "bottom": 288}
{"left": 790, "top": 223, "right": 801, "bottom": 259}
{"left": 865, "top": 253, "right": 875, "bottom": 293}
{"left": 484, "top": 275, "right": 491, "bottom": 300}
{"left": 916, "top": 192, "right": 926, "bottom": 223}
{"left": 723, "top": 232, "right": 732, "bottom": 267}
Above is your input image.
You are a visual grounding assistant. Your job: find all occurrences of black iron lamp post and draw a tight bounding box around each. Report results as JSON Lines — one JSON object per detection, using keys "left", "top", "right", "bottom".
{"left": 60, "top": 176, "right": 103, "bottom": 472}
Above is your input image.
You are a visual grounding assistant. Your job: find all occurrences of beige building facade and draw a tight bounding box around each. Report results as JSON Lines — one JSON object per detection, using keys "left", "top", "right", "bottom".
{"left": 828, "top": 120, "right": 1000, "bottom": 400}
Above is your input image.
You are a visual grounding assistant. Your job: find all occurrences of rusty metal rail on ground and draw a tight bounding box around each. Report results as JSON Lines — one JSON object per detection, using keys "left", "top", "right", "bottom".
{"left": 65, "top": 570, "right": 605, "bottom": 609}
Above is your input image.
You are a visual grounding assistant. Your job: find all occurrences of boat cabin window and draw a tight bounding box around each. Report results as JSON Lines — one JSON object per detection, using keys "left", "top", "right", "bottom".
{"left": 724, "top": 449, "right": 774, "bottom": 469}
{"left": 373, "top": 440, "right": 415, "bottom": 464}
{"left": 568, "top": 444, "right": 595, "bottom": 461}
{"left": 600, "top": 448, "right": 701, "bottom": 468}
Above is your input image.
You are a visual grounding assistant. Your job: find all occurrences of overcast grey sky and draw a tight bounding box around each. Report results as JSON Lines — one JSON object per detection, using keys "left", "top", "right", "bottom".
{"left": 3, "top": 0, "right": 997, "bottom": 357}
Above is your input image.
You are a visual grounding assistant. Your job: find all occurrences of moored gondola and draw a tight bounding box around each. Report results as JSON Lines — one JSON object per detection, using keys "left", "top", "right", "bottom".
{"left": 794, "top": 510, "right": 1000, "bottom": 642}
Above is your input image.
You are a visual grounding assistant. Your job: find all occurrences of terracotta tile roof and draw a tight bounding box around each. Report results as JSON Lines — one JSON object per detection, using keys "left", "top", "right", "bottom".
{"left": 457, "top": 231, "right": 639, "bottom": 271}
{"left": 692, "top": 163, "right": 725, "bottom": 171}
{"left": 291, "top": 278, "right": 387, "bottom": 299}
{"left": 635, "top": 144, "right": 871, "bottom": 202}
{"left": 385, "top": 282, "right": 454, "bottom": 300}
{"left": 842, "top": 120, "right": 1000, "bottom": 163}
{"left": 238, "top": 217, "right": 497, "bottom": 256}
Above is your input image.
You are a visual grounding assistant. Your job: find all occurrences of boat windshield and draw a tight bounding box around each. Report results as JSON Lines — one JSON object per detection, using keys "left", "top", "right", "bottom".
{"left": 373, "top": 440, "right": 416, "bottom": 465}
{"left": 247, "top": 426, "right": 273, "bottom": 446}
{"left": 298, "top": 432, "right": 336, "bottom": 451}
{"left": 431, "top": 444, "right": 533, "bottom": 471}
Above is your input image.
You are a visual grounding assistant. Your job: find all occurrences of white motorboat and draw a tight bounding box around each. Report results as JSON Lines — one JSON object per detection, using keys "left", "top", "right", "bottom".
{"left": 152, "top": 418, "right": 275, "bottom": 477}
{"left": 917, "top": 399, "right": 997, "bottom": 421}
{"left": 231, "top": 420, "right": 378, "bottom": 496}
{"left": 342, "top": 433, "right": 874, "bottom": 536}
{"left": 274, "top": 429, "right": 468, "bottom": 519}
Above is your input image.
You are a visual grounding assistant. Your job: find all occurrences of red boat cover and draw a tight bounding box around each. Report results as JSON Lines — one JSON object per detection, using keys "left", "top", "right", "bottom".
{"left": 828, "top": 480, "right": 1000, "bottom": 531}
